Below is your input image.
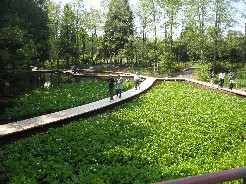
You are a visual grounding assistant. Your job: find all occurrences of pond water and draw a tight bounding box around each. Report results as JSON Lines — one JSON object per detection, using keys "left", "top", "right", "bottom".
{"left": 0, "top": 71, "right": 83, "bottom": 115}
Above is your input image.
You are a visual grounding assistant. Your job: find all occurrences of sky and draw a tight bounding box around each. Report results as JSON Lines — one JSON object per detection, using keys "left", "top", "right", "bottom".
{"left": 55, "top": 0, "right": 138, "bottom": 10}
{"left": 79, "top": 0, "right": 101, "bottom": 9}
{"left": 55, "top": 0, "right": 101, "bottom": 9}
{"left": 54, "top": 0, "right": 245, "bottom": 34}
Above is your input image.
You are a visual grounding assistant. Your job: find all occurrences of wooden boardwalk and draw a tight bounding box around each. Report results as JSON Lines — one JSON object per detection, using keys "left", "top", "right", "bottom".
{"left": 0, "top": 76, "right": 245, "bottom": 138}
{"left": 0, "top": 76, "right": 156, "bottom": 138}
{"left": 185, "top": 78, "right": 246, "bottom": 97}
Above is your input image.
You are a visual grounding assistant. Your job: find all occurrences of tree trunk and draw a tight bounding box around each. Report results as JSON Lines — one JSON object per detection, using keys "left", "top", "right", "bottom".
{"left": 244, "top": 22, "right": 246, "bottom": 67}
{"left": 142, "top": 25, "right": 145, "bottom": 67}
{"left": 200, "top": 5, "right": 205, "bottom": 63}
{"left": 213, "top": 0, "right": 220, "bottom": 73}
{"left": 169, "top": 11, "right": 173, "bottom": 54}
{"left": 163, "top": 12, "right": 167, "bottom": 52}
{"left": 154, "top": 12, "right": 158, "bottom": 69}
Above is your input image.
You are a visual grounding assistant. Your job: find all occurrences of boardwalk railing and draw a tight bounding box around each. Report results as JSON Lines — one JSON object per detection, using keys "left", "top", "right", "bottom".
{"left": 156, "top": 167, "right": 246, "bottom": 184}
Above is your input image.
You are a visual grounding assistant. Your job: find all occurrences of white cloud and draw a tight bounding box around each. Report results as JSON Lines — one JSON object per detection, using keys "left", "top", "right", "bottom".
{"left": 83, "top": 0, "right": 101, "bottom": 9}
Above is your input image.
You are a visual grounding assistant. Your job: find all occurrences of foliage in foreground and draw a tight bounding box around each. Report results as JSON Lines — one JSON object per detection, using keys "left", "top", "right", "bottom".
{"left": 0, "top": 79, "right": 134, "bottom": 123}
{"left": 0, "top": 82, "right": 245, "bottom": 183}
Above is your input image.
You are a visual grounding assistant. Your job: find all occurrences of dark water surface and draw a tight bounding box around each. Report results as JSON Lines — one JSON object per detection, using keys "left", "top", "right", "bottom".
{"left": 0, "top": 71, "right": 78, "bottom": 116}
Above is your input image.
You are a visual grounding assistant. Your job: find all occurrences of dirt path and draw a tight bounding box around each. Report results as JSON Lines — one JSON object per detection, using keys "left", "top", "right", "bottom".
{"left": 175, "top": 67, "right": 197, "bottom": 79}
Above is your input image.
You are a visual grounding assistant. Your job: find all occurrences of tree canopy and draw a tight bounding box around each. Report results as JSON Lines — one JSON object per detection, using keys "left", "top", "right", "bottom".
{"left": 0, "top": 0, "right": 49, "bottom": 72}
{"left": 103, "top": 0, "right": 134, "bottom": 60}
{"left": 0, "top": 0, "right": 245, "bottom": 74}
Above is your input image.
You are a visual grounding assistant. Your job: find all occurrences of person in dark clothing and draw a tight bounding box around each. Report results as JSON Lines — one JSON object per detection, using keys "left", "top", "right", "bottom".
{"left": 108, "top": 75, "right": 115, "bottom": 101}
{"left": 229, "top": 75, "right": 234, "bottom": 90}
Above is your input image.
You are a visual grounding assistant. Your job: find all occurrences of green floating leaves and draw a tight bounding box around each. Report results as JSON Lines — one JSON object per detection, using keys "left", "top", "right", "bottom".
{"left": 0, "top": 79, "right": 134, "bottom": 123}
{"left": 0, "top": 81, "right": 245, "bottom": 183}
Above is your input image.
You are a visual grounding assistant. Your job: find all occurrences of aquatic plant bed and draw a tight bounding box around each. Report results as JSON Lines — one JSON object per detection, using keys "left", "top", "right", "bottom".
{"left": 0, "top": 81, "right": 245, "bottom": 183}
{"left": 0, "top": 79, "right": 134, "bottom": 124}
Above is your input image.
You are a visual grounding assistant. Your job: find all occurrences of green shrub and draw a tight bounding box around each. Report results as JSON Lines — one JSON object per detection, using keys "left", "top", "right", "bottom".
{"left": 197, "top": 63, "right": 212, "bottom": 82}
{"left": 170, "top": 62, "right": 185, "bottom": 73}
{"left": 235, "top": 66, "right": 246, "bottom": 88}
{"left": 159, "top": 52, "right": 177, "bottom": 74}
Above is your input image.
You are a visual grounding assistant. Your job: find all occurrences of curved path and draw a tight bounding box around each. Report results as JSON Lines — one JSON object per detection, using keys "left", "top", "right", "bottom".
{"left": 0, "top": 76, "right": 245, "bottom": 139}
{"left": 0, "top": 76, "right": 156, "bottom": 138}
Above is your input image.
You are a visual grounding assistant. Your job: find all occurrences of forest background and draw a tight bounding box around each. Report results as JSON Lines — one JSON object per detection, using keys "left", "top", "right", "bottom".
{"left": 0, "top": 0, "right": 246, "bottom": 83}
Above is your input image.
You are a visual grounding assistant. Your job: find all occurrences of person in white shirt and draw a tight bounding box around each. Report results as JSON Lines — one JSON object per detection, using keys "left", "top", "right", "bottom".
{"left": 218, "top": 72, "right": 223, "bottom": 88}
{"left": 134, "top": 72, "right": 141, "bottom": 90}
{"left": 221, "top": 72, "right": 225, "bottom": 87}
{"left": 210, "top": 71, "right": 215, "bottom": 86}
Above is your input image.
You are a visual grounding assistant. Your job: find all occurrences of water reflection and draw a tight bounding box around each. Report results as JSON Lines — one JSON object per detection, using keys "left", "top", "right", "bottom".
{"left": 0, "top": 72, "right": 74, "bottom": 115}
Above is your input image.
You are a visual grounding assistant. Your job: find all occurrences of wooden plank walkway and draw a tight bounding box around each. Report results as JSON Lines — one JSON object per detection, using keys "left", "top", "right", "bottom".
{"left": 0, "top": 76, "right": 245, "bottom": 138}
{"left": 0, "top": 76, "right": 156, "bottom": 138}
{"left": 185, "top": 78, "right": 246, "bottom": 97}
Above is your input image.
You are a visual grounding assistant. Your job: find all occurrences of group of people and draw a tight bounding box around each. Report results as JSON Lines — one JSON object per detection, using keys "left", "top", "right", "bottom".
{"left": 108, "top": 72, "right": 141, "bottom": 101}
{"left": 210, "top": 71, "right": 235, "bottom": 90}
{"left": 108, "top": 74, "right": 124, "bottom": 101}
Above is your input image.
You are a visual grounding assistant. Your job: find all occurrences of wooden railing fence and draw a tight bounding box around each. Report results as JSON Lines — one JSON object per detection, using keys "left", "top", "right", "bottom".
{"left": 156, "top": 167, "right": 246, "bottom": 184}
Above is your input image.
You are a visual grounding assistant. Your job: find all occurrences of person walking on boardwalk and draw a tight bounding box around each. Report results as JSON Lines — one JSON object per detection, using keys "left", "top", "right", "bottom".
{"left": 222, "top": 72, "right": 225, "bottom": 87}
{"left": 116, "top": 75, "right": 123, "bottom": 98}
{"left": 210, "top": 71, "right": 215, "bottom": 86}
{"left": 108, "top": 74, "right": 115, "bottom": 101}
{"left": 229, "top": 74, "right": 234, "bottom": 90}
{"left": 134, "top": 72, "right": 141, "bottom": 90}
{"left": 218, "top": 72, "right": 223, "bottom": 88}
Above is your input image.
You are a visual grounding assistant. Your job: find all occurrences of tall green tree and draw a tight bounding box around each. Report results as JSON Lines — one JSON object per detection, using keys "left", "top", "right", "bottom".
{"left": 220, "top": 30, "right": 244, "bottom": 68}
{"left": 180, "top": 0, "right": 210, "bottom": 63}
{"left": 242, "top": 0, "right": 246, "bottom": 67}
{"left": 157, "top": 0, "right": 182, "bottom": 54}
{"left": 0, "top": 0, "right": 49, "bottom": 72}
{"left": 209, "top": 0, "right": 235, "bottom": 72}
{"left": 44, "top": 1, "right": 62, "bottom": 69}
{"left": 70, "top": 0, "right": 88, "bottom": 67}
{"left": 103, "top": 0, "right": 134, "bottom": 65}
{"left": 86, "top": 8, "right": 102, "bottom": 65}
{"left": 59, "top": 4, "right": 77, "bottom": 68}
{"left": 134, "top": 0, "right": 153, "bottom": 66}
